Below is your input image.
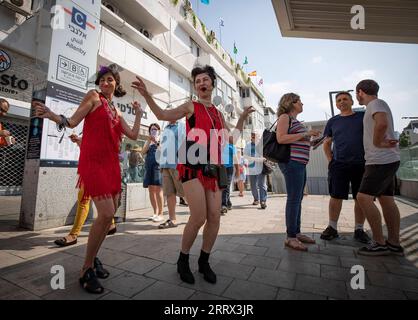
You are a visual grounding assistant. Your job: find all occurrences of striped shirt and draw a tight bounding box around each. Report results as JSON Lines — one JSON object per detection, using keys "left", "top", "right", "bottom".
{"left": 289, "top": 117, "right": 310, "bottom": 165}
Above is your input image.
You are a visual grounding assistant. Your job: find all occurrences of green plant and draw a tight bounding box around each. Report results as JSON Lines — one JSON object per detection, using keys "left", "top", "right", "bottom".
{"left": 215, "top": 42, "right": 218, "bottom": 50}
{"left": 171, "top": 0, "right": 179, "bottom": 6}
{"left": 192, "top": 14, "right": 197, "bottom": 28}
{"left": 222, "top": 53, "right": 226, "bottom": 60}
{"left": 230, "top": 57, "right": 234, "bottom": 66}
{"left": 200, "top": 21, "right": 206, "bottom": 35}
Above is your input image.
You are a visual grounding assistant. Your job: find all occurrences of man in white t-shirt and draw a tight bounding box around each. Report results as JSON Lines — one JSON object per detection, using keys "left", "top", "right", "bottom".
{"left": 355, "top": 80, "right": 403, "bottom": 257}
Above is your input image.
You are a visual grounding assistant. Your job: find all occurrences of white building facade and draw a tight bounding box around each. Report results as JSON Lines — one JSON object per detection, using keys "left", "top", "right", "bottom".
{"left": 0, "top": 0, "right": 266, "bottom": 196}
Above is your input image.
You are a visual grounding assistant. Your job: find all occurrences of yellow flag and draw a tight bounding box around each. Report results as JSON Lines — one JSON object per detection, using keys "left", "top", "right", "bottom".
{"left": 248, "top": 71, "right": 257, "bottom": 77}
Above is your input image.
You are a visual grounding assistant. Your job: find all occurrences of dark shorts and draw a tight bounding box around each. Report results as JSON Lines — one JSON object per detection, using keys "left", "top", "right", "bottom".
{"left": 358, "top": 161, "right": 400, "bottom": 197}
{"left": 328, "top": 160, "right": 365, "bottom": 200}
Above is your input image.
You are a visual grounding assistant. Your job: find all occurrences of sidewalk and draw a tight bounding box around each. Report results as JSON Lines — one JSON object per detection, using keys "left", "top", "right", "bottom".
{"left": 0, "top": 193, "right": 417, "bottom": 300}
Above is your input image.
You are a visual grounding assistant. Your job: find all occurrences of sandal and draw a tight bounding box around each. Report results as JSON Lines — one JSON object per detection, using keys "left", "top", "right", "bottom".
{"left": 79, "top": 268, "right": 104, "bottom": 294}
{"left": 54, "top": 235, "right": 77, "bottom": 247}
{"left": 107, "top": 225, "right": 117, "bottom": 236}
{"left": 94, "top": 257, "right": 110, "bottom": 279}
{"left": 285, "top": 239, "right": 308, "bottom": 252}
{"left": 158, "top": 220, "right": 178, "bottom": 229}
{"left": 297, "top": 234, "right": 316, "bottom": 244}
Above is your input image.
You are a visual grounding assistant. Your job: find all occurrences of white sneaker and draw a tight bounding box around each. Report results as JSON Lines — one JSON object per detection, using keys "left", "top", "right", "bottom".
{"left": 149, "top": 214, "right": 157, "bottom": 221}
{"left": 152, "top": 215, "right": 164, "bottom": 222}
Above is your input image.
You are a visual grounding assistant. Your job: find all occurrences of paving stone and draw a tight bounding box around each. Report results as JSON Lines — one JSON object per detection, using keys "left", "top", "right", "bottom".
{"left": 404, "top": 291, "right": 418, "bottom": 300}
{"left": 228, "top": 236, "right": 259, "bottom": 246}
{"left": 99, "top": 292, "right": 130, "bottom": 300}
{"left": 278, "top": 259, "right": 320, "bottom": 277}
{"left": 0, "top": 251, "right": 27, "bottom": 269}
{"left": 211, "top": 250, "right": 246, "bottom": 264}
{"left": 104, "top": 272, "right": 155, "bottom": 298}
{"left": 276, "top": 288, "right": 327, "bottom": 300}
{"left": 180, "top": 273, "right": 234, "bottom": 296}
{"left": 340, "top": 257, "right": 387, "bottom": 272}
{"left": 286, "top": 251, "right": 341, "bottom": 267}
{"left": 132, "top": 281, "right": 195, "bottom": 300}
{"left": 145, "top": 263, "right": 183, "bottom": 285}
{"left": 211, "top": 261, "right": 255, "bottom": 280}
{"left": 116, "top": 256, "right": 162, "bottom": 275}
{"left": 295, "top": 275, "right": 348, "bottom": 299}
{"left": 0, "top": 278, "right": 40, "bottom": 300}
{"left": 43, "top": 283, "right": 107, "bottom": 300}
{"left": 189, "top": 292, "right": 230, "bottom": 300}
{"left": 347, "top": 284, "right": 407, "bottom": 300}
{"left": 95, "top": 248, "right": 138, "bottom": 267}
{"left": 249, "top": 267, "right": 296, "bottom": 290}
{"left": 383, "top": 262, "right": 418, "bottom": 279}
{"left": 321, "top": 265, "right": 356, "bottom": 282}
{"left": 234, "top": 244, "right": 268, "bottom": 256}
{"left": 223, "top": 279, "right": 278, "bottom": 300}
{"left": 367, "top": 271, "right": 418, "bottom": 293}
{"left": 240, "top": 254, "right": 280, "bottom": 270}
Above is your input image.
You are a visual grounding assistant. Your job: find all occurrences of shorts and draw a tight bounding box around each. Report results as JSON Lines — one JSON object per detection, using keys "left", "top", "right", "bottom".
{"left": 162, "top": 168, "right": 184, "bottom": 197}
{"left": 328, "top": 160, "right": 365, "bottom": 200}
{"left": 358, "top": 161, "right": 400, "bottom": 197}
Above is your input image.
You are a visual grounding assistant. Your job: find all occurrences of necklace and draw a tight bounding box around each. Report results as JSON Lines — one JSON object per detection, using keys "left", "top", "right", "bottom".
{"left": 198, "top": 99, "right": 212, "bottom": 108}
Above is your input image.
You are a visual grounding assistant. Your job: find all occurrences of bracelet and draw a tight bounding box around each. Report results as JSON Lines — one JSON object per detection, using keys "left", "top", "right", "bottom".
{"left": 56, "top": 115, "right": 70, "bottom": 132}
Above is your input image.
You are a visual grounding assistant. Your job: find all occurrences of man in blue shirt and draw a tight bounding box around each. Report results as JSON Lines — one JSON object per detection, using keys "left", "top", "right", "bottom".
{"left": 221, "top": 136, "right": 240, "bottom": 215}
{"left": 158, "top": 117, "right": 186, "bottom": 229}
{"left": 320, "top": 92, "right": 371, "bottom": 243}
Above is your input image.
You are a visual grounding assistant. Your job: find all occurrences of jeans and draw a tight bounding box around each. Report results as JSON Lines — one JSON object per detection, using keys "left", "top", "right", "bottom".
{"left": 279, "top": 160, "right": 307, "bottom": 238}
{"left": 249, "top": 173, "right": 267, "bottom": 202}
{"left": 222, "top": 166, "right": 235, "bottom": 207}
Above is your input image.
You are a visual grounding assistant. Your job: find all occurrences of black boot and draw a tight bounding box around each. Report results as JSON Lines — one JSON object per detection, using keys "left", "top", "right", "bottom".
{"left": 198, "top": 250, "right": 217, "bottom": 284}
{"left": 177, "top": 252, "right": 195, "bottom": 284}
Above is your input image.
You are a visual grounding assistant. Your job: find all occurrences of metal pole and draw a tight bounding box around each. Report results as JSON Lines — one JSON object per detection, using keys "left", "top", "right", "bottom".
{"left": 329, "top": 92, "right": 335, "bottom": 117}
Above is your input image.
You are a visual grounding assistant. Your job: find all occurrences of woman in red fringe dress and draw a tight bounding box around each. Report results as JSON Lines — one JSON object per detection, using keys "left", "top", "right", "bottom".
{"left": 132, "top": 65, "right": 255, "bottom": 285}
{"left": 34, "top": 65, "right": 143, "bottom": 294}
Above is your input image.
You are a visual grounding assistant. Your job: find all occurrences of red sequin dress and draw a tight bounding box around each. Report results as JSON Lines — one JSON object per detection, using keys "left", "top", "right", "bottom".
{"left": 77, "top": 92, "right": 123, "bottom": 199}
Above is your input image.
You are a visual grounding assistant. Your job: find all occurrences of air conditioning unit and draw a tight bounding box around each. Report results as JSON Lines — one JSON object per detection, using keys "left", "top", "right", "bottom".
{"left": 140, "top": 28, "right": 153, "bottom": 40}
{"left": 103, "top": 1, "right": 119, "bottom": 15}
{"left": 1, "top": 0, "right": 33, "bottom": 17}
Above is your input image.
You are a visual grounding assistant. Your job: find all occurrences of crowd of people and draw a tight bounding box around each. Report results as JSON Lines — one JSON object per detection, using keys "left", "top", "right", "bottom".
{"left": 1, "top": 62, "right": 396, "bottom": 294}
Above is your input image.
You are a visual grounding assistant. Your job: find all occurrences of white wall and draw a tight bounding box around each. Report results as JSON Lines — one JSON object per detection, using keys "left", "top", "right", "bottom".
{"left": 99, "top": 27, "right": 169, "bottom": 92}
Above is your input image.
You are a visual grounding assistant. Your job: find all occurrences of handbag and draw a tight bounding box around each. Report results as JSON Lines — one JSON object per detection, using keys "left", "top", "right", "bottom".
{"left": 262, "top": 117, "right": 292, "bottom": 163}
{"left": 262, "top": 160, "right": 273, "bottom": 175}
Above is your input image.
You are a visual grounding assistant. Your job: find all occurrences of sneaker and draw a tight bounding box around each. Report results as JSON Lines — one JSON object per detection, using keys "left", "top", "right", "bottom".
{"left": 152, "top": 215, "right": 164, "bottom": 222}
{"left": 227, "top": 204, "right": 232, "bottom": 210}
{"left": 252, "top": 200, "right": 260, "bottom": 206}
{"left": 260, "top": 202, "right": 267, "bottom": 210}
{"left": 354, "top": 229, "right": 371, "bottom": 244}
{"left": 221, "top": 207, "right": 227, "bottom": 216}
{"left": 149, "top": 214, "right": 157, "bottom": 221}
{"left": 386, "top": 241, "right": 405, "bottom": 257}
{"left": 320, "top": 226, "right": 339, "bottom": 241}
{"left": 358, "top": 241, "right": 390, "bottom": 256}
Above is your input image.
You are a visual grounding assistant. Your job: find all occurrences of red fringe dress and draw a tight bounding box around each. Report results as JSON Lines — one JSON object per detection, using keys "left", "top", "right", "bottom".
{"left": 77, "top": 92, "right": 123, "bottom": 199}
{"left": 177, "top": 101, "right": 225, "bottom": 192}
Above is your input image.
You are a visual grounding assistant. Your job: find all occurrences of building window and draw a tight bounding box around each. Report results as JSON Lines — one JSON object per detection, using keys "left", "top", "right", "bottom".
{"left": 190, "top": 38, "right": 200, "bottom": 57}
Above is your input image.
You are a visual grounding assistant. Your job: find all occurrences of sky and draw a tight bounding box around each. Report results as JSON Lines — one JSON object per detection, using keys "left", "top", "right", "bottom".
{"left": 191, "top": 0, "right": 418, "bottom": 131}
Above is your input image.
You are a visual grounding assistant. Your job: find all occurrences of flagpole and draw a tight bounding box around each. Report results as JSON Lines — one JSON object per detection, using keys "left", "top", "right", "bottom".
{"left": 219, "top": 21, "right": 222, "bottom": 47}
{"left": 196, "top": 0, "right": 199, "bottom": 16}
